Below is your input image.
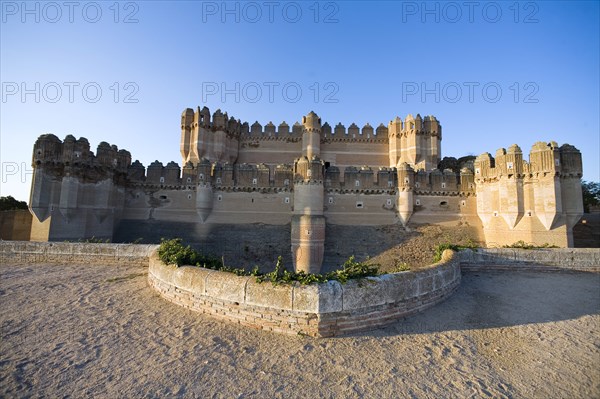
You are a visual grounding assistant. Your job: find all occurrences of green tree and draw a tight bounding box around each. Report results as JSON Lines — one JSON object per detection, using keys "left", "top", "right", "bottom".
{"left": 437, "top": 155, "right": 476, "bottom": 173}
{"left": 0, "top": 196, "right": 28, "bottom": 211}
{"left": 582, "top": 181, "right": 600, "bottom": 213}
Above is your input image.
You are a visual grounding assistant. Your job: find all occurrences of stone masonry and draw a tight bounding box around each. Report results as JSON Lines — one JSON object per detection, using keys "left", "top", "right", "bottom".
{"left": 27, "top": 106, "right": 584, "bottom": 273}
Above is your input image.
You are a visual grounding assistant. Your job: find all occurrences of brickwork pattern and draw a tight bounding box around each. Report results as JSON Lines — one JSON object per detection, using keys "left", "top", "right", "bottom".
{"left": 3, "top": 242, "right": 597, "bottom": 337}
{"left": 459, "top": 248, "right": 600, "bottom": 273}
{"left": 147, "top": 250, "right": 462, "bottom": 337}
{"left": 0, "top": 241, "right": 157, "bottom": 267}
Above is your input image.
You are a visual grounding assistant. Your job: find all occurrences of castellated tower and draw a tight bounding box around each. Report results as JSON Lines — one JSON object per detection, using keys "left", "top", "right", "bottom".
{"left": 387, "top": 114, "right": 441, "bottom": 171}
{"left": 29, "top": 134, "right": 131, "bottom": 241}
{"left": 474, "top": 142, "right": 583, "bottom": 247}
{"left": 180, "top": 106, "right": 241, "bottom": 165}
{"left": 291, "top": 112, "right": 326, "bottom": 274}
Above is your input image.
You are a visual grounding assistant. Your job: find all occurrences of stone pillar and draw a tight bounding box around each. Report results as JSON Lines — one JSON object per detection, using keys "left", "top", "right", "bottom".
{"left": 292, "top": 130, "right": 325, "bottom": 273}
{"left": 396, "top": 162, "right": 414, "bottom": 226}
{"left": 291, "top": 212, "right": 325, "bottom": 274}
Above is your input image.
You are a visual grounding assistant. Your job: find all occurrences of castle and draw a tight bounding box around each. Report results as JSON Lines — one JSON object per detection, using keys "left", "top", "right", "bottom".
{"left": 28, "top": 106, "right": 584, "bottom": 273}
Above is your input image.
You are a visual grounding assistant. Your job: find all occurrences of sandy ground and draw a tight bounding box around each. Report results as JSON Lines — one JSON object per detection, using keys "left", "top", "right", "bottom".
{"left": 1, "top": 262, "right": 599, "bottom": 399}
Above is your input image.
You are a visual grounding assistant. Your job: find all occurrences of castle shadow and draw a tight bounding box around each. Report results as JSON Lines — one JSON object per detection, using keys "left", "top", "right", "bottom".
{"left": 353, "top": 270, "right": 600, "bottom": 338}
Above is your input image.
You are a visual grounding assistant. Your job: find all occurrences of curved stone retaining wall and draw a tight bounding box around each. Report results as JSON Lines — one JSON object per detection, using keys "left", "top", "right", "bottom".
{"left": 3, "top": 241, "right": 597, "bottom": 337}
{"left": 148, "top": 250, "right": 461, "bottom": 337}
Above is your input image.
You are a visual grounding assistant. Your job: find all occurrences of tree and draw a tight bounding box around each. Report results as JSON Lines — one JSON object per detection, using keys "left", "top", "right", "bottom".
{"left": 438, "top": 155, "right": 476, "bottom": 173}
{"left": 582, "top": 181, "right": 600, "bottom": 213}
{"left": 437, "top": 157, "right": 458, "bottom": 172}
{"left": 0, "top": 196, "right": 28, "bottom": 211}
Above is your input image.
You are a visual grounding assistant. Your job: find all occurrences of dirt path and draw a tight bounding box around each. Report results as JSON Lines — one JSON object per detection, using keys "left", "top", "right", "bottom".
{"left": 1, "top": 262, "right": 598, "bottom": 398}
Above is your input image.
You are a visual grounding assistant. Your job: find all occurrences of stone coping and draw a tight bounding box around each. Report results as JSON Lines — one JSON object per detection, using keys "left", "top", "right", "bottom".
{"left": 0, "top": 241, "right": 157, "bottom": 266}
{"left": 459, "top": 248, "right": 600, "bottom": 273}
{"left": 147, "top": 250, "right": 462, "bottom": 337}
{"left": 1, "top": 241, "right": 598, "bottom": 336}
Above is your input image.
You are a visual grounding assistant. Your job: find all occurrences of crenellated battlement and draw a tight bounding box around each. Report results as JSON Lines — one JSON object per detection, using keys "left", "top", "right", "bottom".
{"left": 29, "top": 134, "right": 135, "bottom": 241}
{"left": 474, "top": 142, "right": 583, "bottom": 182}
{"left": 28, "top": 106, "right": 585, "bottom": 264}
{"left": 122, "top": 155, "right": 474, "bottom": 197}
{"left": 183, "top": 106, "right": 451, "bottom": 162}
{"left": 473, "top": 141, "right": 583, "bottom": 247}
{"left": 32, "top": 134, "right": 132, "bottom": 180}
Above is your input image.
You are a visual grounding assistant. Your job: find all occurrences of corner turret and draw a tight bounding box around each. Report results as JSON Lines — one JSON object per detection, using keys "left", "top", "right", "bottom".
{"left": 302, "top": 111, "right": 322, "bottom": 159}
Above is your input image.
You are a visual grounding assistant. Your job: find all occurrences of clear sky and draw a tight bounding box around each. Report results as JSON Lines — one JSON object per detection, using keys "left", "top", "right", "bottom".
{"left": 1, "top": 0, "right": 599, "bottom": 202}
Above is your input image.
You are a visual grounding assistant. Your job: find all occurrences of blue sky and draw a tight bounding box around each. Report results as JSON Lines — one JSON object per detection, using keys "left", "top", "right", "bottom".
{"left": 1, "top": 0, "right": 599, "bottom": 202}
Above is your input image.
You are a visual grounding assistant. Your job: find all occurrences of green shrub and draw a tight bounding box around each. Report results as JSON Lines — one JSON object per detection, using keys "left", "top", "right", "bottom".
{"left": 433, "top": 243, "right": 461, "bottom": 263}
{"left": 158, "top": 239, "right": 381, "bottom": 285}
{"left": 328, "top": 256, "right": 380, "bottom": 283}
{"left": 503, "top": 240, "right": 558, "bottom": 249}
{"left": 391, "top": 261, "right": 410, "bottom": 272}
{"left": 255, "top": 255, "right": 379, "bottom": 286}
{"left": 157, "top": 238, "right": 202, "bottom": 266}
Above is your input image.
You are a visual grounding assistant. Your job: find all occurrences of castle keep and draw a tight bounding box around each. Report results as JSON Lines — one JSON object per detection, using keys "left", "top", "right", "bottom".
{"left": 28, "top": 107, "right": 584, "bottom": 273}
